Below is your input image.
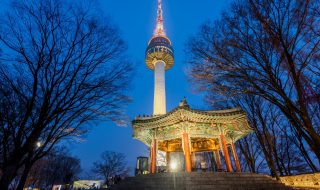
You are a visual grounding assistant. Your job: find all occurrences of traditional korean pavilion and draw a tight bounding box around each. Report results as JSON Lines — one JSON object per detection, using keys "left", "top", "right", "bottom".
{"left": 132, "top": 0, "right": 252, "bottom": 174}
{"left": 132, "top": 98, "right": 252, "bottom": 173}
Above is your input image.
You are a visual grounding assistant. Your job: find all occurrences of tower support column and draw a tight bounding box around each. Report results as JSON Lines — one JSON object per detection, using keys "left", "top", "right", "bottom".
{"left": 231, "top": 142, "right": 241, "bottom": 172}
{"left": 220, "top": 133, "right": 233, "bottom": 172}
{"left": 153, "top": 61, "right": 166, "bottom": 115}
{"left": 182, "top": 132, "right": 192, "bottom": 172}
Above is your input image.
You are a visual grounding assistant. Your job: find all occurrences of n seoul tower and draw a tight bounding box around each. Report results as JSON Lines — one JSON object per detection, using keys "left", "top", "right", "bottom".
{"left": 146, "top": 0, "right": 174, "bottom": 115}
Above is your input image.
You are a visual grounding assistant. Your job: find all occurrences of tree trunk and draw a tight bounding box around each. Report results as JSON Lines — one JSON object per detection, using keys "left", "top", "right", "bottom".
{"left": 304, "top": 127, "right": 320, "bottom": 165}
{"left": 298, "top": 141, "right": 319, "bottom": 172}
{"left": 0, "top": 175, "right": 12, "bottom": 190}
{"left": 254, "top": 130, "right": 280, "bottom": 180}
{"left": 276, "top": 97, "right": 320, "bottom": 164}
{"left": 238, "top": 139, "right": 256, "bottom": 173}
{"left": 16, "top": 158, "right": 33, "bottom": 190}
{"left": 272, "top": 148, "right": 284, "bottom": 176}
{"left": 290, "top": 124, "right": 319, "bottom": 172}
{"left": 0, "top": 164, "right": 19, "bottom": 190}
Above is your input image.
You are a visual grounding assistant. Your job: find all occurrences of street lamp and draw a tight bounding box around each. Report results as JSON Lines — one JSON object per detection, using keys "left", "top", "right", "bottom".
{"left": 36, "top": 141, "right": 41, "bottom": 148}
{"left": 170, "top": 161, "right": 178, "bottom": 189}
{"left": 170, "top": 161, "right": 177, "bottom": 171}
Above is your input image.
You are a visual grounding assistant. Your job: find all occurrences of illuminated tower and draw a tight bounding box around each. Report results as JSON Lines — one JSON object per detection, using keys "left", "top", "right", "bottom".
{"left": 146, "top": 0, "right": 174, "bottom": 115}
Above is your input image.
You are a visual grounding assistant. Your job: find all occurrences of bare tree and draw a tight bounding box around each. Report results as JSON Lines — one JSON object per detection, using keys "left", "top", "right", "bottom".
{"left": 0, "top": 0, "right": 133, "bottom": 189}
{"left": 92, "top": 151, "right": 129, "bottom": 182}
{"left": 185, "top": 0, "right": 320, "bottom": 165}
{"left": 212, "top": 95, "right": 314, "bottom": 178}
{"left": 237, "top": 133, "right": 265, "bottom": 173}
{"left": 25, "top": 147, "right": 81, "bottom": 190}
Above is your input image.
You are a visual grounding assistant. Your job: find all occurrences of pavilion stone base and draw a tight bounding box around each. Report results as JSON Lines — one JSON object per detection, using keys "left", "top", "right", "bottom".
{"left": 109, "top": 172, "right": 293, "bottom": 190}
{"left": 280, "top": 173, "right": 320, "bottom": 189}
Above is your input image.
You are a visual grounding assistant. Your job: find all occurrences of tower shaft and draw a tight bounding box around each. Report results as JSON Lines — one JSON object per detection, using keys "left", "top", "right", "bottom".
{"left": 153, "top": 61, "right": 166, "bottom": 115}
{"left": 146, "top": 0, "right": 173, "bottom": 115}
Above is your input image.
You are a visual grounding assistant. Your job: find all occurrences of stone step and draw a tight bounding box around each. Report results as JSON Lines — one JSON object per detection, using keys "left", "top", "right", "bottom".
{"left": 118, "top": 180, "right": 285, "bottom": 185}
{"left": 124, "top": 178, "right": 279, "bottom": 184}
{"left": 128, "top": 177, "right": 273, "bottom": 180}
{"left": 110, "top": 173, "right": 294, "bottom": 190}
{"left": 110, "top": 185, "right": 292, "bottom": 190}
{"left": 134, "top": 172, "right": 270, "bottom": 177}
{"left": 132, "top": 174, "right": 273, "bottom": 179}
{"left": 116, "top": 182, "right": 286, "bottom": 187}
{"left": 111, "top": 185, "right": 292, "bottom": 190}
{"left": 131, "top": 175, "right": 272, "bottom": 179}
{"left": 185, "top": 184, "right": 290, "bottom": 189}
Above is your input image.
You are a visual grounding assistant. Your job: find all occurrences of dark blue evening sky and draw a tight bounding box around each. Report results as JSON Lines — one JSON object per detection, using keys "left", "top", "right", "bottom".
{"left": 69, "top": 0, "right": 234, "bottom": 176}
{"left": 0, "top": 0, "right": 232, "bottom": 176}
{"left": 68, "top": 0, "right": 232, "bottom": 176}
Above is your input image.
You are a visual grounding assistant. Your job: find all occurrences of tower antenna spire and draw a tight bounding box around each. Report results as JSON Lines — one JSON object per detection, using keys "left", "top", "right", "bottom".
{"left": 154, "top": 0, "right": 165, "bottom": 36}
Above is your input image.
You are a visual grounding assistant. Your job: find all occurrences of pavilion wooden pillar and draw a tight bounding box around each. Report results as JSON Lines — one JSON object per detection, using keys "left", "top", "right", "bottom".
{"left": 191, "top": 152, "right": 196, "bottom": 170}
{"left": 231, "top": 142, "right": 241, "bottom": 172}
{"left": 183, "top": 132, "right": 192, "bottom": 172}
{"left": 149, "top": 145, "right": 153, "bottom": 173}
{"left": 150, "top": 138, "right": 157, "bottom": 174}
{"left": 166, "top": 152, "right": 170, "bottom": 168}
{"left": 220, "top": 133, "right": 233, "bottom": 172}
{"left": 214, "top": 149, "right": 222, "bottom": 171}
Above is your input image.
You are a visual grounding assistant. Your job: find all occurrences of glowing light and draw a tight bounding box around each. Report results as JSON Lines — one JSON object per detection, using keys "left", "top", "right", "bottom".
{"left": 154, "top": 0, "right": 165, "bottom": 36}
{"left": 36, "top": 141, "right": 41, "bottom": 148}
{"left": 170, "top": 161, "right": 177, "bottom": 171}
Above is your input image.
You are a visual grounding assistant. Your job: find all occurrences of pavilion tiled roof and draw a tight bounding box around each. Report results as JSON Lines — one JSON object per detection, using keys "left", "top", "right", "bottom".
{"left": 132, "top": 100, "right": 252, "bottom": 147}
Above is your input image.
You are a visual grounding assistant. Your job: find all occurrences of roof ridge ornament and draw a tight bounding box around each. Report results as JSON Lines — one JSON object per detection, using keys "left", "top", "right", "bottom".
{"left": 179, "top": 97, "right": 189, "bottom": 107}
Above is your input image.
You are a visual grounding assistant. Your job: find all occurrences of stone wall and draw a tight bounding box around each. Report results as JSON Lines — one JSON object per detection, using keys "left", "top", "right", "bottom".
{"left": 280, "top": 173, "right": 320, "bottom": 189}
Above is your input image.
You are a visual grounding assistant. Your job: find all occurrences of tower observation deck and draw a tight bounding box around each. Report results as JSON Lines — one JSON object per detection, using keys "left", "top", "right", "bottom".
{"left": 146, "top": 0, "right": 174, "bottom": 115}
